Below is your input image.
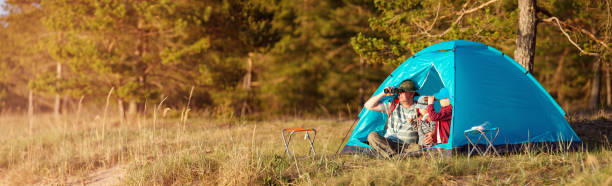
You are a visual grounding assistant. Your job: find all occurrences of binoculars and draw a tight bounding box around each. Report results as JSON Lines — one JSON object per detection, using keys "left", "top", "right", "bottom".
{"left": 384, "top": 87, "right": 407, "bottom": 94}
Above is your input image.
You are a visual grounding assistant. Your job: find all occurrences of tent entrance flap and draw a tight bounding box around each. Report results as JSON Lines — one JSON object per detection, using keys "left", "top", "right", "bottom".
{"left": 417, "top": 66, "right": 444, "bottom": 96}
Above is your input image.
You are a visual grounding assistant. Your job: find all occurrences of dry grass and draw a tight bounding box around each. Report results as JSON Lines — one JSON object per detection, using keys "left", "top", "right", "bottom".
{"left": 0, "top": 109, "right": 611, "bottom": 185}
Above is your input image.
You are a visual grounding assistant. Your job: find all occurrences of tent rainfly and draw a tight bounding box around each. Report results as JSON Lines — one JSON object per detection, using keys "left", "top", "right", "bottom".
{"left": 341, "top": 40, "right": 581, "bottom": 155}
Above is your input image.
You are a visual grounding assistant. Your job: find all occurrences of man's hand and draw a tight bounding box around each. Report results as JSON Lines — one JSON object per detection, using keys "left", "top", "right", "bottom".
{"left": 424, "top": 132, "right": 435, "bottom": 145}
{"left": 383, "top": 86, "right": 395, "bottom": 96}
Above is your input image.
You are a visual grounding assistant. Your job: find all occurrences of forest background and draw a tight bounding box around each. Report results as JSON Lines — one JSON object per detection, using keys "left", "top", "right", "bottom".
{"left": 1, "top": 0, "right": 611, "bottom": 119}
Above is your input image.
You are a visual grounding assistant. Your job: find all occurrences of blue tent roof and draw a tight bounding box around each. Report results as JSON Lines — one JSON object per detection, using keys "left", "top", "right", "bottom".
{"left": 345, "top": 40, "right": 580, "bottom": 150}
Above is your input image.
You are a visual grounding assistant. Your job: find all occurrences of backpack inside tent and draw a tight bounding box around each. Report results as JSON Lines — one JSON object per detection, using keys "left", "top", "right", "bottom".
{"left": 341, "top": 40, "right": 581, "bottom": 155}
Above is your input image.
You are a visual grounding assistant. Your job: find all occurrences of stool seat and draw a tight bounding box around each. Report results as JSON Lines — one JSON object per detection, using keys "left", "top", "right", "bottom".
{"left": 284, "top": 128, "right": 315, "bottom": 132}
{"left": 464, "top": 127, "right": 499, "bottom": 134}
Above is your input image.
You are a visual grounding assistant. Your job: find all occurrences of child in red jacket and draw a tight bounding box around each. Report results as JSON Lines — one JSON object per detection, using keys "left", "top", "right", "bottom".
{"left": 424, "top": 88, "right": 453, "bottom": 145}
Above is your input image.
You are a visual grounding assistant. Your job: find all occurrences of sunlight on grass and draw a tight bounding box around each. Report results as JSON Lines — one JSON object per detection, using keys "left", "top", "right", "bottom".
{"left": 0, "top": 111, "right": 611, "bottom": 185}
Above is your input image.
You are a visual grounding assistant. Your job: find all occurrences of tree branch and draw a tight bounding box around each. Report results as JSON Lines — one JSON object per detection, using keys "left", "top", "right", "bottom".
{"left": 463, "top": 0, "right": 498, "bottom": 14}
{"left": 541, "top": 17, "right": 599, "bottom": 56}
{"left": 542, "top": 18, "right": 608, "bottom": 49}
{"left": 537, "top": 6, "right": 609, "bottom": 54}
{"left": 422, "top": 0, "right": 499, "bottom": 37}
{"left": 427, "top": 1, "right": 442, "bottom": 31}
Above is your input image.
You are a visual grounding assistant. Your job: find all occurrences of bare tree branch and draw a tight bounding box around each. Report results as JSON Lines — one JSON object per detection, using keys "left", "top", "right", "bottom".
{"left": 427, "top": 1, "right": 442, "bottom": 31}
{"left": 541, "top": 17, "right": 599, "bottom": 56}
{"left": 537, "top": 6, "right": 609, "bottom": 50}
{"left": 464, "top": 0, "right": 473, "bottom": 9}
{"left": 463, "top": 0, "right": 498, "bottom": 14}
{"left": 422, "top": 0, "right": 499, "bottom": 38}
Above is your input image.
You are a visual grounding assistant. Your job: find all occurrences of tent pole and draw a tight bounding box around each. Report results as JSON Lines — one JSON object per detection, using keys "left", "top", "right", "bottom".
{"left": 335, "top": 116, "right": 360, "bottom": 154}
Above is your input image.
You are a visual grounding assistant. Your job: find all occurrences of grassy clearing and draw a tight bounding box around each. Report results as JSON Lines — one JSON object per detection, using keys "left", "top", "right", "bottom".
{"left": 0, "top": 111, "right": 611, "bottom": 185}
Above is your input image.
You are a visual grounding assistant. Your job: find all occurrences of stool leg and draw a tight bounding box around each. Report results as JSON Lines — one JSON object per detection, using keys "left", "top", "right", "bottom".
{"left": 284, "top": 131, "right": 297, "bottom": 157}
{"left": 482, "top": 128, "right": 500, "bottom": 156}
{"left": 481, "top": 129, "right": 500, "bottom": 156}
{"left": 474, "top": 132, "right": 491, "bottom": 156}
{"left": 465, "top": 132, "right": 474, "bottom": 158}
{"left": 481, "top": 134, "right": 493, "bottom": 156}
{"left": 305, "top": 132, "right": 317, "bottom": 157}
{"left": 282, "top": 130, "right": 291, "bottom": 157}
{"left": 474, "top": 132, "right": 485, "bottom": 156}
{"left": 282, "top": 129, "right": 318, "bottom": 158}
{"left": 465, "top": 132, "right": 483, "bottom": 157}
{"left": 491, "top": 129, "right": 500, "bottom": 155}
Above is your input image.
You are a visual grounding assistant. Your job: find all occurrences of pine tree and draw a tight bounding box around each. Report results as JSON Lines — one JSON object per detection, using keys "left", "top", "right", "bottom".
{"left": 38, "top": 0, "right": 213, "bottom": 115}
{"left": 0, "top": 0, "right": 54, "bottom": 113}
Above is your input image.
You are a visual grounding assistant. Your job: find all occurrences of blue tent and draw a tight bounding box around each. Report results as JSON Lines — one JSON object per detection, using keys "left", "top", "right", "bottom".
{"left": 341, "top": 40, "right": 580, "bottom": 153}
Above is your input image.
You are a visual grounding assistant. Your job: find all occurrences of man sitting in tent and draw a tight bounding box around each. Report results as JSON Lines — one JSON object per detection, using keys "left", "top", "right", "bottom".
{"left": 423, "top": 88, "right": 453, "bottom": 145}
{"left": 364, "top": 79, "right": 421, "bottom": 158}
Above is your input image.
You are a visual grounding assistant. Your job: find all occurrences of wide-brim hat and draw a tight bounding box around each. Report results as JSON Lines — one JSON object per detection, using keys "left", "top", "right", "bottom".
{"left": 399, "top": 79, "right": 417, "bottom": 92}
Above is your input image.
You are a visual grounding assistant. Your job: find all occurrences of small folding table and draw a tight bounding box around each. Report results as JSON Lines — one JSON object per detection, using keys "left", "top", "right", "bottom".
{"left": 464, "top": 127, "right": 500, "bottom": 157}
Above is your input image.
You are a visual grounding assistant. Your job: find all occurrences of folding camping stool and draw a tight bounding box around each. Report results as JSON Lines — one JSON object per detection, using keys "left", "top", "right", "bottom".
{"left": 281, "top": 128, "right": 317, "bottom": 157}
{"left": 464, "top": 127, "right": 500, "bottom": 157}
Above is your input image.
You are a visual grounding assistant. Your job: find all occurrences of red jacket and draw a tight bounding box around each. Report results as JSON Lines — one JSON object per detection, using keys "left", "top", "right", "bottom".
{"left": 427, "top": 104, "right": 453, "bottom": 144}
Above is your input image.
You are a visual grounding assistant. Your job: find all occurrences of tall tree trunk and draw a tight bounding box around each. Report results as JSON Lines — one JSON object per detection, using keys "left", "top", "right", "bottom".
{"left": 62, "top": 94, "right": 69, "bottom": 115}
{"left": 54, "top": 62, "right": 62, "bottom": 120}
{"left": 128, "top": 100, "right": 137, "bottom": 117}
{"left": 76, "top": 95, "right": 84, "bottom": 124}
{"left": 515, "top": 0, "right": 537, "bottom": 73}
{"left": 358, "top": 6, "right": 365, "bottom": 108}
{"left": 606, "top": 61, "right": 611, "bottom": 107}
{"left": 241, "top": 53, "right": 253, "bottom": 116}
{"left": 552, "top": 48, "right": 569, "bottom": 102}
{"left": 127, "top": 98, "right": 137, "bottom": 123}
{"left": 359, "top": 56, "right": 365, "bottom": 107}
{"left": 28, "top": 90, "right": 33, "bottom": 134}
{"left": 28, "top": 90, "right": 33, "bottom": 117}
{"left": 118, "top": 100, "right": 125, "bottom": 124}
{"left": 132, "top": 18, "right": 146, "bottom": 118}
{"left": 589, "top": 57, "right": 602, "bottom": 110}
